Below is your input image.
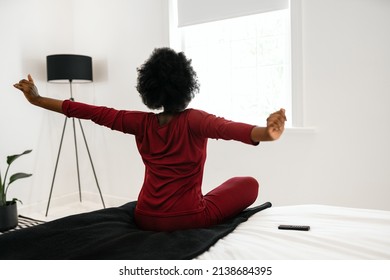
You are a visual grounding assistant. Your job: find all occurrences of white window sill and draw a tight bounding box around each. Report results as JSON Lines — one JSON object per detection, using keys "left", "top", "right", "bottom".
{"left": 284, "top": 126, "right": 317, "bottom": 134}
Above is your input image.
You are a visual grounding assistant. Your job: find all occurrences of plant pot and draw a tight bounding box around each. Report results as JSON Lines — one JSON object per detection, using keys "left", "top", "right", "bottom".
{"left": 0, "top": 201, "right": 18, "bottom": 232}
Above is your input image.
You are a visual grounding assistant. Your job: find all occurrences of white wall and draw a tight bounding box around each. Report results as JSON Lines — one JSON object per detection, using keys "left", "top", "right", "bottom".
{"left": 1, "top": 0, "right": 389, "bottom": 215}
{"left": 299, "top": 0, "right": 390, "bottom": 210}
{"left": 0, "top": 0, "right": 74, "bottom": 209}
{"left": 0, "top": 0, "right": 169, "bottom": 213}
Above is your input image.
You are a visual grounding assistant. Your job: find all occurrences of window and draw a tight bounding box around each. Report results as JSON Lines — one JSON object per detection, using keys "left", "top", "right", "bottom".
{"left": 170, "top": 0, "right": 294, "bottom": 127}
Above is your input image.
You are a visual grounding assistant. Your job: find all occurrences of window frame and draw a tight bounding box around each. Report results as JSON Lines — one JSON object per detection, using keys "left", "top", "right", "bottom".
{"left": 168, "top": 0, "right": 304, "bottom": 128}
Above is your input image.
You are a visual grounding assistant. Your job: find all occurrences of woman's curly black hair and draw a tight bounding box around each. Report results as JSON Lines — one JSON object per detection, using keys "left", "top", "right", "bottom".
{"left": 136, "top": 47, "right": 200, "bottom": 113}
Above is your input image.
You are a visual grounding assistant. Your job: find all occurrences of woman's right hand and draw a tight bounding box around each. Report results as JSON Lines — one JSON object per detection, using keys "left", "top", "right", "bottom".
{"left": 251, "top": 109, "right": 287, "bottom": 142}
{"left": 264, "top": 108, "right": 287, "bottom": 141}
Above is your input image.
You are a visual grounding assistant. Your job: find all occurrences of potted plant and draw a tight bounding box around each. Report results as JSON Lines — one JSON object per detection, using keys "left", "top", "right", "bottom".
{"left": 0, "top": 149, "right": 32, "bottom": 231}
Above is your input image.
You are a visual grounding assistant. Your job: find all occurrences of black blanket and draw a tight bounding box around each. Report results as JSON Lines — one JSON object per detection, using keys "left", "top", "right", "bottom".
{"left": 0, "top": 201, "right": 271, "bottom": 260}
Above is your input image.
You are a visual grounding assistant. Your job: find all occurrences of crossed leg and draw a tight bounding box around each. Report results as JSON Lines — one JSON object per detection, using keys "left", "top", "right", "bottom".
{"left": 203, "top": 176, "right": 259, "bottom": 226}
{"left": 134, "top": 176, "right": 259, "bottom": 231}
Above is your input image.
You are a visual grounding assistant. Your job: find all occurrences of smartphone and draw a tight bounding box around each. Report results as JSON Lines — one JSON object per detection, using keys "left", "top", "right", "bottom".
{"left": 278, "top": 225, "right": 310, "bottom": 231}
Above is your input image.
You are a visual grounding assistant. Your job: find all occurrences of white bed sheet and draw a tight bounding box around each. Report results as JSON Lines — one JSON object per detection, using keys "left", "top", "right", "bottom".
{"left": 197, "top": 204, "right": 390, "bottom": 259}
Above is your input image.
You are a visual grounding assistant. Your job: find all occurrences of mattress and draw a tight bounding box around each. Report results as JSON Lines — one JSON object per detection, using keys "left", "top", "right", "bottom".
{"left": 2, "top": 204, "right": 389, "bottom": 260}
{"left": 196, "top": 204, "right": 390, "bottom": 259}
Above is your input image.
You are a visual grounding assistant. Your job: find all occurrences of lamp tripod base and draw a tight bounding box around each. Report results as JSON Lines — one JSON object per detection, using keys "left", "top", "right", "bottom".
{"left": 45, "top": 108, "right": 106, "bottom": 217}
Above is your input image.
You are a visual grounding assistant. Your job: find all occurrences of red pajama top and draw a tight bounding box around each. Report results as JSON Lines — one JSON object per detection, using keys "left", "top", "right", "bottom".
{"left": 62, "top": 100, "right": 258, "bottom": 218}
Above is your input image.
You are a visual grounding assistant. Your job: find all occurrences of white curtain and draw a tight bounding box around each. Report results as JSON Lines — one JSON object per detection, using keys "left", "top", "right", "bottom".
{"left": 177, "top": 0, "right": 289, "bottom": 27}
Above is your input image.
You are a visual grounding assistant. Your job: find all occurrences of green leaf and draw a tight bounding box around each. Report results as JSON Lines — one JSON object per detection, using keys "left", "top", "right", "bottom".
{"left": 6, "top": 149, "right": 32, "bottom": 165}
{"left": 0, "top": 193, "right": 5, "bottom": 206}
{"left": 0, "top": 170, "right": 3, "bottom": 193}
{"left": 12, "top": 198, "right": 23, "bottom": 204}
{"left": 8, "top": 172, "right": 32, "bottom": 186}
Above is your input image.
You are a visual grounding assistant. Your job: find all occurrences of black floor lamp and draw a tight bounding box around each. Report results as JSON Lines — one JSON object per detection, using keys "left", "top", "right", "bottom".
{"left": 45, "top": 54, "right": 105, "bottom": 216}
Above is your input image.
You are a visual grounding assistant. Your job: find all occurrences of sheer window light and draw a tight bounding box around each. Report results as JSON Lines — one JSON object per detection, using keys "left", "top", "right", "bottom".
{"left": 170, "top": 0, "right": 293, "bottom": 127}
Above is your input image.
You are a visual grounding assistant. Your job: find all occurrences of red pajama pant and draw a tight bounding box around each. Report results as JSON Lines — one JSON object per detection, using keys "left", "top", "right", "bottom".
{"left": 134, "top": 176, "right": 259, "bottom": 232}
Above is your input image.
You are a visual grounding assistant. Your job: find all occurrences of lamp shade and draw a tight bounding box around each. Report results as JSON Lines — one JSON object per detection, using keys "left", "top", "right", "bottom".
{"left": 47, "top": 54, "right": 93, "bottom": 83}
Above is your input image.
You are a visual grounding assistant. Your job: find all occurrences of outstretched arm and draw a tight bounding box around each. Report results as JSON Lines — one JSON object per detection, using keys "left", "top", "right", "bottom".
{"left": 251, "top": 109, "right": 287, "bottom": 142}
{"left": 13, "top": 74, "right": 63, "bottom": 114}
{"left": 14, "top": 74, "right": 144, "bottom": 135}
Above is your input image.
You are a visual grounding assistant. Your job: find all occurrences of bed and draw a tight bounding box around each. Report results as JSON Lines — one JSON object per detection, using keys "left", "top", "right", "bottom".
{"left": 197, "top": 204, "right": 390, "bottom": 259}
{"left": 1, "top": 202, "right": 389, "bottom": 260}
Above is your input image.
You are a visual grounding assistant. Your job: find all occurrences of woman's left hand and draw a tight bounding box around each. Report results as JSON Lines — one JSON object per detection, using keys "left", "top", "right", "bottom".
{"left": 13, "top": 74, "right": 41, "bottom": 105}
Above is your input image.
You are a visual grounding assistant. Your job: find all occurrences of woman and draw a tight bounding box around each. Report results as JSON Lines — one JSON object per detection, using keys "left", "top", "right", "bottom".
{"left": 14, "top": 47, "right": 286, "bottom": 231}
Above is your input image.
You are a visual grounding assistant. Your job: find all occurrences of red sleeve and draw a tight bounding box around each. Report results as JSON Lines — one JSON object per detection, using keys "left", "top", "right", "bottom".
{"left": 187, "top": 109, "right": 258, "bottom": 145}
{"left": 62, "top": 100, "right": 146, "bottom": 135}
